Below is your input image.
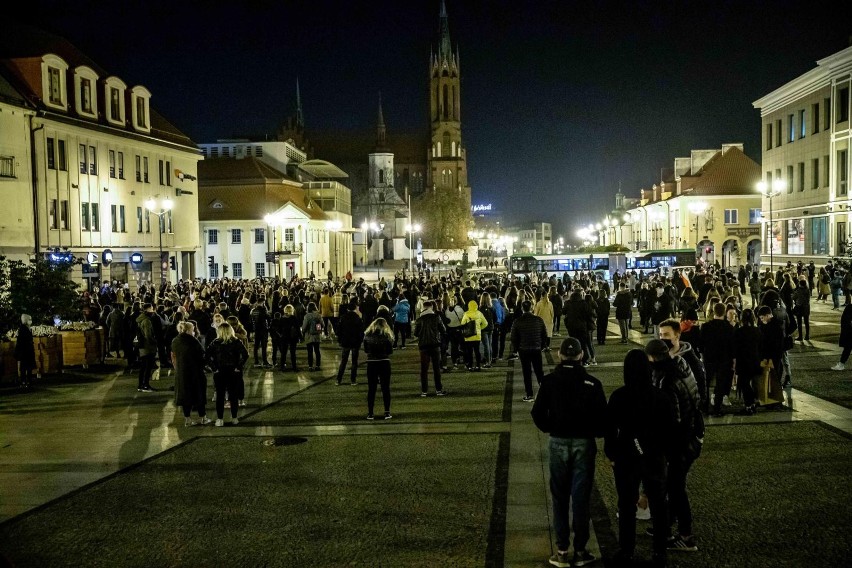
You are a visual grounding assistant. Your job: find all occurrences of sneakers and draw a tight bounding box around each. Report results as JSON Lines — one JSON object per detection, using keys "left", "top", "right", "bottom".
{"left": 350, "top": 381, "right": 357, "bottom": 386}
{"left": 436, "top": 390, "right": 448, "bottom": 396}
{"left": 832, "top": 362, "right": 846, "bottom": 371}
{"left": 366, "top": 414, "right": 374, "bottom": 420}
{"left": 722, "top": 395, "right": 732, "bottom": 407}
{"left": 239, "top": 400, "right": 246, "bottom": 407}
{"left": 232, "top": 417, "right": 239, "bottom": 425}
{"left": 421, "top": 392, "right": 428, "bottom": 397}
{"left": 184, "top": 417, "right": 194, "bottom": 427}
{"left": 214, "top": 419, "right": 224, "bottom": 427}
{"left": 572, "top": 550, "right": 596, "bottom": 566}
{"left": 667, "top": 535, "right": 698, "bottom": 551}
{"left": 636, "top": 504, "right": 652, "bottom": 520}
{"left": 384, "top": 412, "right": 392, "bottom": 420}
{"left": 548, "top": 550, "right": 571, "bottom": 567}
{"left": 198, "top": 416, "right": 212, "bottom": 425}
{"left": 139, "top": 386, "right": 156, "bottom": 392}
{"left": 522, "top": 395, "right": 535, "bottom": 403}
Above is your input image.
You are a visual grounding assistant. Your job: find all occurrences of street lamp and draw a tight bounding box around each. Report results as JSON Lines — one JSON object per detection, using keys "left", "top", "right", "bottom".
{"left": 327, "top": 220, "right": 343, "bottom": 279}
{"left": 369, "top": 221, "right": 385, "bottom": 279}
{"left": 145, "top": 196, "right": 173, "bottom": 287}
{"left": 406, "top": 222, "right": 421, "bottom": 276}
{"left": 687, "top": 201, "right": 708, "bottom": 260}
{"left": 360, "top": 221, "right": 369, "bottom": 270}
{"left": 757, "top": 179, "right": 786, "bottom": 272}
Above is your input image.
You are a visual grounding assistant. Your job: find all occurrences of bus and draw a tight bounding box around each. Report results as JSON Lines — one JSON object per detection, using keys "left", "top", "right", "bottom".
{"left": 508, "top": 253, "right": 615, "bottom": 279}
{"left": 625, "top": 249, "right": 696, "bottom": 273}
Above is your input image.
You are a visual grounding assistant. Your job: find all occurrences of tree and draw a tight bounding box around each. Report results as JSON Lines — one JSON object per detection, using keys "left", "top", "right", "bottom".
{"left": 7, "top": 256, "right": 83, "bottom": 327}
{"left": 413, "top": 189, "right": 473, "bottom": 249}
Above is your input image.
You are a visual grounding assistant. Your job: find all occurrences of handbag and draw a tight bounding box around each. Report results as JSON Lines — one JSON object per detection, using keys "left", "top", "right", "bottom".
{"left": 462, "top": 320, "right": 478, "bottom": 338}
{"left": 783, "top": 335, "right": 794, "bottom": 351}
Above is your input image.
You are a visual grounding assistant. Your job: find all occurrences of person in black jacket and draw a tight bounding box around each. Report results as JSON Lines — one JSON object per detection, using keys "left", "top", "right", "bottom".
{"left": 658, "top": 318, "right": 707, "bottom": 414}
{"left": 14, "top": 314, "right": 36, "bottom": 389}
{"left": 531, "top": 338, "right": 607, "bottom": 568}
{"left": 205, "top": 322, "right": 249, "bottom": 427}
{"left": 336, "top": 301, "right": 365, "bottom": 386}
{"left": 563, "top": 290, "right": 593, "bottom": 365}
{"left": 363, "top": 314, "right": 394, "bottom": 420}
{"left": 735, "top": 309, "right": 763, "bottom": 415}
{"left": 613, "top": 284, "right": 633, "bottom": 344}
{"left": 413, "top": 300, "right": 447, "bottom": 396}
{"left": 595, "top": 289, "right": 610, "bottom": 345}
{"left": 605, "top": 349, "right": 675, "bottom": 567}
{"left": 701, "top": 302, "right": 737, "bottom": 417}
{"left": 510, "top": 300, "right": 548, "bottom": 402}
{"left": 250, "top": 299, "right": 271, "bottom": 368}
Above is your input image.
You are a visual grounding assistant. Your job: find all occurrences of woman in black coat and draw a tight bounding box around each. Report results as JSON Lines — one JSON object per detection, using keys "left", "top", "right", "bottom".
{"left": 14, "top": 315, "right": 36, "bottom": 388}
{"left": 735, "top": 309, "right": 763, "bottom": 415}
{"left": 205, "top": 322, "right": 249, "bottom": 427}
{"left": 595, "top": 289, "right": 611, "bottom": 345}
{"left": 171, "top": 321, "right": 210, "bottom": 426}
{"left": 831, "top": 304, "right": 852, "bottom": 371}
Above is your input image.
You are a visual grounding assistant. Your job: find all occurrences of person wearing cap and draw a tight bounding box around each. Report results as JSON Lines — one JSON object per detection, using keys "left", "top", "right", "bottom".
{"left": 510, "top": 300, "right": 548, "bottom": 402}
{"left": 531, "top": 337, "right": 607, "bottom": 568}
{"left": 645, "top": 338, "right": 702, "bottom": 553}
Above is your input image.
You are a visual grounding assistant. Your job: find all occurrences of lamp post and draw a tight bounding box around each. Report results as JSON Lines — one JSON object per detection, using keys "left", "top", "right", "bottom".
{"left": 369, "top": 221, "right": 384, "bottom": 279}
{"left": 757, "top": 179, "right": 786, "bottom": 272}
{"left": 145, "top": 196, "right": 173, "bottom": 287}
{"left": 327, "top": 220, "right": 343, "bottom": 279}
{"left": 263, "top": 213, "right": 279, "bottom": 279}
{"left": 406, "top": 222, "right": 421, "bottom": 276}
{"left": 360, "top": 221, "right": 368, "bottom": 271}
{"left": 687, "top": 201, "right": 708, "bottom": 261}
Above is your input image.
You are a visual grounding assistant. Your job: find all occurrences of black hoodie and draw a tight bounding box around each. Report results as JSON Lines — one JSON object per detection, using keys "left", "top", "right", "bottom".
{"left": 531, "top": 362, "right": 607, "bottom": 439}
{"left": 605, "top": 367, "right": 676, "bottom": 461}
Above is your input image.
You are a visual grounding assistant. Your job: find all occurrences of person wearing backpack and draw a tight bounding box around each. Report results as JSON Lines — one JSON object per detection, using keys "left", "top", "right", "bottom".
{"left": 478, "top": 293, "right": 496, "bottom": 369}
{"left": 301, "top": 302, "right": 323, "bottom": 371}
{"left": 460, "top": 299, "right": 488, "bottom": 371}
{"left": 205, "top": 322, "right": 249, "bottom": 427}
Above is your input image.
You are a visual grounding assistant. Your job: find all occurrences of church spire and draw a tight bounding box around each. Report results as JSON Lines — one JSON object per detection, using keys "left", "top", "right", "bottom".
{"left": 438, "top": 0, "right": 452, "bottom": 62}
{"left": 376, "top": 91, "right": 387, "bottom": 149}
{"left": 295, "top": 77, "right": 304, "bottom": 129}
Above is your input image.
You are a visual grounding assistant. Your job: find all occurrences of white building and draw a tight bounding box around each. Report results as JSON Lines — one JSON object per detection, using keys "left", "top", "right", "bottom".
{"left": 753, "top": 45, "right": 852, "bottom": 264}
{"left": 0, "top": 25, "right": 201, "bottom": 290}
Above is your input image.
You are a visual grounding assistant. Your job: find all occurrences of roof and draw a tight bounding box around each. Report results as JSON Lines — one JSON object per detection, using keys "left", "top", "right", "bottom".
{"left": 297, "top": 159, "right": 349, "bottom": 179}
{"left": 198, "top": 157, "right": 299, "bottom": 185}
{"left": 678, "top": 146, "right": 761, "bottom": 196}
{"left": 0, "top": 22, "right": 196, "bottom": 150}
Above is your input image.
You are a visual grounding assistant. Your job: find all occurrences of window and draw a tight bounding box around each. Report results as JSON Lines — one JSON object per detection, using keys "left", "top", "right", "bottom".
{"left": 136, "top": 97, "right": 146, "bottom": 128}
{"left": 89, "top": 146, "right": 97, "bottom": 174}
{"left": 158, "top": 160, "right": 164, "bottom": 185}
{"left": 255, "top": 146, "right": 263, "bottom": 157}
{"left": 166, "top": 161, "right": 171, "bottom": 186}
{"left": 0, "top": 155, "right": 13, "bottom": 178}
{"left": 284, "top": 228, "right": 295, "bottom": 247}
{"left": 812, "top": 103, "right": 820, "bottom": 134}
{"left": 143, "top": 157, "right": 149, "bottom": 182}
{"left": 81, "top": 203, "right": 90, "bottom": 230}
{"left": 839, "top": 87, "right": 850, "bottom": 123}
{"left": 775, "top": 119, "right": 782, "bottom": 147}
{"left": 210, "top": 263, "right": 219, "bottom": 279}
{"left": 119, "top": 205, "right": 126, "bottom": 232}
{"left": 111, "top": 204, "right": 117, "bottom": 232}
{"left": 79, "top": 144, "right": 87, "bottom": 174}
{"left": 91, "top": 203, "right": 99, "bottom": 231}
{"left": 210, "top": 147, "right": 219, "bottom": 158}
{"left": 48, "top": 67, "right": 62, "bottom": 104}
{"left": 47, "top": 138, "right": 55, "bottom": 169}
{"left": 798, "top": 162, "right": 805, "bottom": 191}
{"left": 255, "top": 263, "right": 265, "bottom": 278}
{"left": 222, "top": 147, "right": 230, "bottom": 158}
{"left": 799, "top": 109, "right": 805, "bottom": 138}
{"left": 824, "top": 97, "right": 831, "bottom": 130}
{"left": 158, "top": 213, "right": 164, "bottom": 234}
{"left": 840, "top": 149, "right": 848, "bottom": 196}
{"left": 811, "top": 158, "right": 819, "bottom": 189}
{"left": 135, "top": 155, "right": 141, "bottom": 181}
{"left": 58, "top": 140, "right": 66, "bottom": 171}
{"left": 231, "top": 228, "right": 242, "bottom": 244}
{"left": 109, "top": 87, "right": 121, "bottom": 121}
{"left": 49, "top": 199, "right": 58, "bottom": 229}
{"left": 80, "top": 78, "right": 92, "bottom": 113}
{"left": 254, "top": 228, "right": 265, "bottom": 243}
{"left": 232, "top": 263, "right": 242, "bottom": 278}
{"left": 378, "top": 169, "right": 384, "bottom": 184}
{"left": 60, "top": 200, "right": 68, "bottom": 230}
{"left": 117, "top": 152, "right": 124, "bottom": 179}
{"left": 766, "top": 123, "right": 773, "bottom": 150}
{"left": 787, "top": 219, "right": 804, "bottom": 255}
{"left": 786, "top": 165, "right": 794, "bottom": 193}
{"left": 443, "top": 132, "right": 451, "bottom": 157}
{"left": 839, "top": 222, "right": 848, "bottom": 256}
{"left": 824, "top": 155, "right": 830, "bottom": 188}
{"left": 811, "top": 217, "right": 828, "bottom": 255}
{"left": 724, "top": 209, "right": 738, "bottom": 224}
{"left": 749, "top": 208, "right": 762, "bottom": 225}
{"left": 136, "top": 206, "right": 143, "bottom": 232}
{"left": 145, "top": 208, "right": 150, "bottom": 233}
{"left": 109, "top": 150, "right": 116, "bottom": 178}
{"left": 208, "top": 229, "right": 218, "bottom": 244}
{"left": 166, "top": 210, "right": 173, "bottom": 234}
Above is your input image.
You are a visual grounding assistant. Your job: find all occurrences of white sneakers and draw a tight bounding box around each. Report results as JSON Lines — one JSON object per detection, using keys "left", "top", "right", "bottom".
{"left": 232, "top": 417, "right": 240, "bottom": 425}
{"left": 832, "top": 362, "right": 846, "bottom": 371}
{"left": 215, "top": 419, "right": 224, "bottom": 427}
{"left": 722, "top": 395, "right": 732, "bottom": 407}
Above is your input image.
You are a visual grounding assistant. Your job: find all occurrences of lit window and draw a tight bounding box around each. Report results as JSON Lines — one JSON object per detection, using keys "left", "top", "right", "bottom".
{"left": 80, "top": 78, "right": 92, "bottom": 113}
{"left": 48, "top": 67, "right": 62, "bottom": 104}
{"left": 724, "top": 209, "right": 738, "bottom": 224}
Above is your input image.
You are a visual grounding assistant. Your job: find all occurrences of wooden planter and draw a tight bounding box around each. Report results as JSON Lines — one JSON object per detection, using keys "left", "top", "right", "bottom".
{"left": 0, "top": 340, "right": 17, "bottom": 382}
{"left": 59, "top": 328, "right": 104, "bottom": 368}
{"left": 35, "top": 335, "right": 62, "bottom": 376}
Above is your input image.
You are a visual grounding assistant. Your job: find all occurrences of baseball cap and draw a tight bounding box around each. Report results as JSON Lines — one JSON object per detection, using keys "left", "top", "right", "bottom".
{"left": 644, "top": 339, "right": 670, "bottom": 359}
{"left": 559, "top": 337, "right": 583, "bottom": 358}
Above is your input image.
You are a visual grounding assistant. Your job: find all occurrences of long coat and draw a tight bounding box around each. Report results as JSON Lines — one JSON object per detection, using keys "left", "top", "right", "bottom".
{"left": 14, "top": 324, "right": 36, "bottom": 370}
{"left": 840, "top": 304, "right": 852, "bottom": 349}
{"left": 171, "top": 333, "right": 207, "bottom": 407}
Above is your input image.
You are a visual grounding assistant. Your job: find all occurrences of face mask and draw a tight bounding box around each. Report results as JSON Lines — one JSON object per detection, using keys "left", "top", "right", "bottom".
{"left": 656, "top": 288, "right": 664, "bottom": 297}
{"left": 661, "top": 338, "right": 674, "bottom": 350}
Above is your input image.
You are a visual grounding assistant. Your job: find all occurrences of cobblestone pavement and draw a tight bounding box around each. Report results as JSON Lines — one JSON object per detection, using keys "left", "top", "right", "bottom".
{"left": 0, "top": 299, "right": 850, "bottom": 566}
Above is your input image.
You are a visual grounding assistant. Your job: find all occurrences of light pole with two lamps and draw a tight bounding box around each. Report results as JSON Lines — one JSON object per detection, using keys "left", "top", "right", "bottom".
{"left": 145, "top": 196, "right": 173, "bottom": 287}
{"left": 405, "top": 223, "right": 421, "bottom": 276}
{"left": 756, "top": 179, "right": 786, "bottom": 272}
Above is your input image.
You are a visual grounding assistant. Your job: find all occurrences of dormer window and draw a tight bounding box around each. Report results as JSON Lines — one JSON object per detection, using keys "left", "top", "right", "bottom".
{"left": 73, "top": 66, "right": 99, "bottom": 119}
{"left": 130, "top": 86, "right": 151, "bottom": 133}
{"left": 41, "top": 54, "right": 69, "bottom": 110}
{"left": 103, "top": 77, "right": 127, "bottom": 126}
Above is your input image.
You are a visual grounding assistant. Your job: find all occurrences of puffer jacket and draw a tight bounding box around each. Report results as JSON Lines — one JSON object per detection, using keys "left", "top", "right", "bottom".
{"left": 413, "top": 309, "right": 445, "bottom": 349}
{"left": 651, "top": 356, "right": 703, "bottom": 453}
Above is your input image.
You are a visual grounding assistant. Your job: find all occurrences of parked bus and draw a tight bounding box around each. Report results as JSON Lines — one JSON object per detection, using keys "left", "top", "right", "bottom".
{"left": 508, "top": 253, "right": 615, "bottom": 279}
{"left": 625, "top": 249, "right": 696, "bottom": 273}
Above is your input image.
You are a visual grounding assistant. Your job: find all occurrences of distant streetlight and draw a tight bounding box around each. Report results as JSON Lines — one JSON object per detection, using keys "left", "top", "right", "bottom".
{"left": 405, "top": 222, "right": 421, "bottom": 275}
{"left": 326, "top": 220, "right": 343, "bottom": 278}
{"left": 687, "top": 201, "right": 708, "bottom": 259}
{"left": 145, "top": 196, "right": 173, "bottom": 287}
{"left": 757, "top": 179, "right": 786, "bottom": 271}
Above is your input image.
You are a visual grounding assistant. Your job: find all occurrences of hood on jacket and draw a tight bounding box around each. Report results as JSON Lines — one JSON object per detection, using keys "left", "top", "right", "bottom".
{"left": 623, "top": 348, "right": 653, "bottom": 388}
{"left": 467, "top": 300, "right": 479, "bottom": 312}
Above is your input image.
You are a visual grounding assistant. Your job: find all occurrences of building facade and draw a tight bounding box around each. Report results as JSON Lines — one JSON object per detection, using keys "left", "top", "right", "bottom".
{"left": 753, "top": 45, "right": 852, "bottom": 265}
{"left": 0, "top": 25, "right": 201, "bottom": 290}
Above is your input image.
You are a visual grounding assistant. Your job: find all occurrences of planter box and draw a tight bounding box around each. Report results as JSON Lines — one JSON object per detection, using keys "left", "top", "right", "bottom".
{"left": 0, "top": 340, "right": 17, "bottom": 382}
{"left": 59, "top": 328, "right": 104, "bottom": 368}
{"left": 35, "top": 335, "right": 62, "bottom": 376}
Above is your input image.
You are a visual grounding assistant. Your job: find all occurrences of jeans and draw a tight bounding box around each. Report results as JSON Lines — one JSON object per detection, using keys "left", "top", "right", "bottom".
{"left": 614, "top": 455, "right": 668, "bottom": 558}
{"left": 707, "top": 362, "right": 734, "bottom": 409}
{"left": 213, "top": 369, "right": 240, "bottom": 420}
{"left": 549, "top": 436, "right": 597, "bottom": 552}
{"left": 393, "top": 321, "right": 410, "bottom": 347}
{"left": 306, "top": 341, "right": 321, "bottom": 368}
{"left": 666, "top": 453, "right": 695, "bottom": 536}
{"left": 182, "top": 403, "right": 207, "bottom": 418}
{"left": 463, "top": 340, "right": 482, "bottom": 369}
{"left": 831, "top": 290, "right": 841, "bottom": 309}
{"left": 337, "top": 346, "right": 360, "bottom": 383}
{"left": 137, "top": 353, "right": 155, "bottom": 389}
{"left": 795, "top": 312, "right": 810, "bottom": 339}
{"left": 480, "top": 331, "right": 492, "bottom": 363}
{"left": 617, "top": 319, "right": 629, "bottom": 341}
{"left": 493, "top": 324, "right": 507, "bottom": 358}
{"left": 253, "top": 333, "right": 269, "bottom": 364}
{"left": 279, "top": 339, "right": 297, "bottom": 369}
{"left": 518, "top": 349, "right": 544, "bottom": 397}
{"left": 419, "top": 347, "right": 442, "bottom": 392}
{"left": 366, "top": 360, "right": 391, "bottom": 414}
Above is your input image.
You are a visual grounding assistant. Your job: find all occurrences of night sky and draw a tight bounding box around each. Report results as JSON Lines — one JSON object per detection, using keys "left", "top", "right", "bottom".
{"left": 18, "top": 0, "right": 851, "bottom": 241}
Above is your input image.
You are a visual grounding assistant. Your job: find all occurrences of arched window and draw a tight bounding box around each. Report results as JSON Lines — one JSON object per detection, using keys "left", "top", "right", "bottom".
{"left": 452, "top": 85, "right": 457, "bottom": 120}
{"left": 443, "top": 132, "right": 451, "bottom": 157}
{"left": 436, "top": 142, "right": 442, "bottom": 157}
{"left": 443, "top": 84, "right": 449, "bottom": 120}
{"left": 451, "top": 141, "right": 456, "bottom": 156}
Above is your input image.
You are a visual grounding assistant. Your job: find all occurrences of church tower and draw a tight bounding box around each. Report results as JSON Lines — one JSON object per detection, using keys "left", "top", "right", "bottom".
{"left": 420, "top": 0, "right": 473, "bottom": 248}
